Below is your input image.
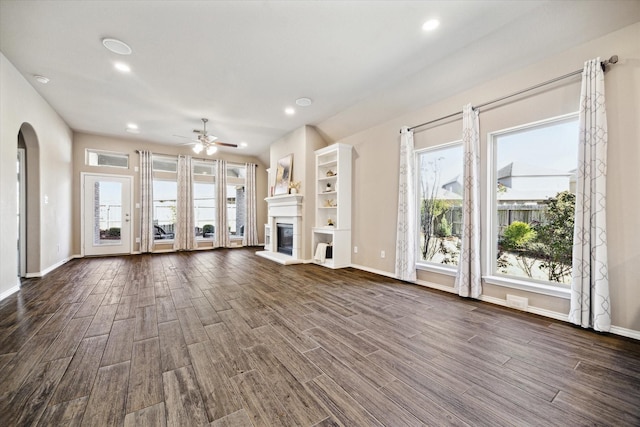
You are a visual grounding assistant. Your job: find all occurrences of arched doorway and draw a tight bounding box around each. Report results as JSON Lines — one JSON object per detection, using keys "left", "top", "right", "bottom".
{"left": 17, "top": 123, "right": 41, "bottom": 277}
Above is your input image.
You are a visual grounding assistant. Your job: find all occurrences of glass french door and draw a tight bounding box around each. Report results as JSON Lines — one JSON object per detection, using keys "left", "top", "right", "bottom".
{"left": 83, "top": 174, "right": 132, "bottom": 256}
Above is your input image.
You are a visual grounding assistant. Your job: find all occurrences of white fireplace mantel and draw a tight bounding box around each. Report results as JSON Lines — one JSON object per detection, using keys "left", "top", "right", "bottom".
{"left": 256, "top": 194, "right": 304, "bottom": 265}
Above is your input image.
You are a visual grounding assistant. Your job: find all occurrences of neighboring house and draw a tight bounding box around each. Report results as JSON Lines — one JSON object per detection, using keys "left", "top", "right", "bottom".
{"left": 441, "top": 175, "right": 463, "bottom": 196}
{"left": 496, "top": 161, "right": 572, "bottom": 203}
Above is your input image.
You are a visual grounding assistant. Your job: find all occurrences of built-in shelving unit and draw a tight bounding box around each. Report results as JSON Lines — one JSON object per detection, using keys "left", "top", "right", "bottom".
{"left": 312, "top": 143, "right": 352, "bottom": 268}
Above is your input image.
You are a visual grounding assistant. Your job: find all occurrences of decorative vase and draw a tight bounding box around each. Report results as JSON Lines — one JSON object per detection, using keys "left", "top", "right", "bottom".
{"left": 290, "top": 188, "right": 298, "bottom": 194}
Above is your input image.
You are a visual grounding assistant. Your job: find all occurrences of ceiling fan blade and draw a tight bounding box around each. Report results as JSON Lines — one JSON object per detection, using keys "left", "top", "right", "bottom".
{"left": 215, "top": 141, "right": 238, "bottom": 148}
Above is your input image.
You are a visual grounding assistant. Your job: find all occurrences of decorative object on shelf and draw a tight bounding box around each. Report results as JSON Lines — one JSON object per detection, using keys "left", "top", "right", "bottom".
{"left": 325, "top": 182, "right": 332, "bottom": 192}
{"left": 274, "top": 154, "right": 293, "bottom": 195}
{"left": 327, "top": 218, "right": 334, "bottom": 226}
{"left": 326, "top": 170, "right": 336, "bottom": 177}
{"left": 324, "top": 199, "right": 336, "bottom": 207}
{"left": 289, "top": 180, "right": 301, "bottom": 194}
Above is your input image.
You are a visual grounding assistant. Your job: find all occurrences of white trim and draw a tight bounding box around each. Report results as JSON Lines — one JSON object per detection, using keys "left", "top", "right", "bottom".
{"left": 479, "top": 295, "right": 570, "bottom": 322}
{"left": 0, "top": 283, "right": 20, "bottom": 302}
{"left": 18, "top": 148, "right": 26, "bottom": 277}
{"left": 483, "top": 275, "right": 571, "bottom": 299}
{"left": 415, "top": 278, "right": 457, "bottom": 294}
{"left": 416, "top": 262, "right": 457, "bottom": 277}
{"left": 609, "top": 326, "right": 640, "bottom": 341}
{"left": 25, "top": 256, "right": 72, "bottom": 278}
{"left": 350, "top": 263, "right": 397, "bottom": 280}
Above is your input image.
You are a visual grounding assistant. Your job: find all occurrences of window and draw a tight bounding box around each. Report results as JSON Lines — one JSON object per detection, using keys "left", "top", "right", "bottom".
{"left": 86, "top": 149, "right": 129, "bottom": 168}
{"left": 416, "top": 142, "right": 463, "bottom": 267}
{"left": 193, "top": 160, "right": 216, "bottom": 239}
{"left": 153, "top": 179, "right": 177, "bottom": 240}
{"left": 153, "top": 157, "right": 178, "bottom": 172}
{"left": 227, "top": 164, "right": 246, "bottom": 238}
{"left": 490, "top": 114, "right": 578, "bottom": 285}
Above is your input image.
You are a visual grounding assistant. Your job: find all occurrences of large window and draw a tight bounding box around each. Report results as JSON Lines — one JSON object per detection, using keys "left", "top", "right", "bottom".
{"left": 86, "top": 149, "right": 129, "bottom": 168}
{"left": 227, "top": 164, "right": 246, "bottom": 238}
{"left": 417, "top": 142, "right": 463, "bottom": 267}
{"left": 490, "top": 114, "right": 578, "bottom": 285}
{"left": 194, "top": 160, "right": 216, "bottom": 239}
{"left": 153, "top": 179, "right": 177, "bottom": 240}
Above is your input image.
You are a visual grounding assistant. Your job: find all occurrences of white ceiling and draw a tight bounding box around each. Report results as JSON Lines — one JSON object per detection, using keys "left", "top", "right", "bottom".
{"left": 1, "top": 1, "right": 638, "bottom": 160}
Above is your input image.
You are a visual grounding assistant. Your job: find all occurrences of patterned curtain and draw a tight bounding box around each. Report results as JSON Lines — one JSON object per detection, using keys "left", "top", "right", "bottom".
{"left": 173, "top": 155, "right": 197, "bottom": 251}
{"left": 139, "top": 150, "right": 155, "bottom": 253}
{"left": 214, "top": 159, "right": 229, "bottom": 248}
{"left": 454, "top": 104, "right": 482, "bottom": 298}
{"left": 243, "top": 163, "right": 259, "bottom": 246}
{"left": 395, "top": 127, "right": 417, "bottom": 282}
{"left": 569, "top": 58, "right": 610, "bottom": 332}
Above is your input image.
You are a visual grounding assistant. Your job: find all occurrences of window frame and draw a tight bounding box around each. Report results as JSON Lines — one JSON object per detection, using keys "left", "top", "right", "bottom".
{"left": 484, "top": 112, "right": 578, "bottom": 298}
{"left": 86, "top": 149, "right": 129, "bottom": 169}
{"left": 414, "top": 140, "right": 463, "bottom": 275}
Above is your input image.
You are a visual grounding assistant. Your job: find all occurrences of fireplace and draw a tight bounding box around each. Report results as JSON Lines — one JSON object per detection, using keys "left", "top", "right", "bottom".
{"left": 276, "top": 223, "right": 293, "bottom": 255}
{"left": 257, "top": 194, "right": 303, "bottom": 265}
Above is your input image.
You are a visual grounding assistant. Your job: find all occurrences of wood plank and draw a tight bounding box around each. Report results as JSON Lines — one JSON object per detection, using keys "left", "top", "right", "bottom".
{"left": 188, "top": 341, "right": 242, "bottom": 421}
{"left": 42, "top": 317, "right": 91, "bottom": 361}
{"left": 157, "top": 320, "right": 190, "bottom": 372}
{"left": 204, "top": 323, "right": 252, "bottom": 377}
{"left": 202, "top": 289, "right": 232, "bottom": 311}
{"left": 231, "top": 369, "right": 298, "bottom": 427}
{"left": 0, "top": 357, "right": 71, "bottom": 426}
{"left": 73, "top": 294, "right": 105, "bottom": 319}
{"left": 40, "top": 396, "right": 88, "bottom": 427}
{"left": 176, "top": 307, "right": 209, "bottom": 345}
{"left": 305, "top": 374, "right": 384, "bottom": 427}
{"left": 246, "top": 344, "right": 328, "bottom": 426}
{"left": 127, "top": 337, "right": 163, "bottom": 413}
{"left": 304, "top": 347, "right": 422, "bottom": 427}
{"left": 163, "top": 366, "right": 209, "bottom": 427}
{"left": 37, "top": 302, "right": 81, "bottom": 335}
{"left": 0, "top": 332, "right": 58, "bottom": 396}
{"left": 191, "top": 297, "right": 221, "bottom": 326}
{"left": 84, "top": 304, "right": 118, "bottom": 337}
{"left": 101, "top": 318, "right": 136, "bottom": 367}
{"left": 217, "top": 309, "right": 256, "bottom": 349}
{"left": 134, "top": 305, "right": 159, "bottom": 341}
{"left": 254, "top": 324, "right": 321, "bottom": 383}
{"left": 82, "top": 361, "right": 130, "bottom": 426}
{"left": 49, "top": 335, "right": 109, "bottom": 405}
{"left": 124, "top": 402, "right": 166, "bottom": 427}
{"left": 115, "top": 295, "right": 138, "bottom": 320}
{"left": 156, "top": 296, "right": 178, "bottom": 324}
{"left": 209, "top": 409, "right": 253, "bottom": 427}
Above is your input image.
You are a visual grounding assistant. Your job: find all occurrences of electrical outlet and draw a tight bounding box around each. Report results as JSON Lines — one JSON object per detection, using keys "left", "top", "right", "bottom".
{"left": 506, "top": 294, "right": 528, "bottom": 311}
{"left": 354, "top": 246, "right": 358, "bottom": 253}
{"left": 380, "top": 250, "right": 385, "bottom": 258}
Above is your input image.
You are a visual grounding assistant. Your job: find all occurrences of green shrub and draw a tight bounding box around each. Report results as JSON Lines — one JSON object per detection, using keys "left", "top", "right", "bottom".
{"left": 501, "top": 221, "right": 535, "bottom": 250}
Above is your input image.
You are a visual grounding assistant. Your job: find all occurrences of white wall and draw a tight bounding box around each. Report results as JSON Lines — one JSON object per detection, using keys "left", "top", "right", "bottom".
{"left": 0, "top": 52, "right": 73, "bottom": 297}
{"left": 333, "top": 22, "right": 640, "bottom": 335}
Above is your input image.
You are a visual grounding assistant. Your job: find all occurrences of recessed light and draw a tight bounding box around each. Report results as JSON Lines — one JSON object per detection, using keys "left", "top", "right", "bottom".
{"left": 295, "top": 97, "right": 313, "bottom": 107}
{"left": 422, "top": 19, "right": 440, "bottom": 31}
{"left": 114, "top": 62, "right": 131, "bottom": 73}
{"left": 34, "top": 75, "right": 50, "bottom": 84}
{"left": 240, "top": 142, "right": 248, "bottom": 148}
{"left": 102, "top": 38, "right": 132, "bottom": 55}
{"left": 127, "top": 123, "right": 138, "bottom": 130}
{"left": 285, "top": 107, "right": 295, "bottom": 115}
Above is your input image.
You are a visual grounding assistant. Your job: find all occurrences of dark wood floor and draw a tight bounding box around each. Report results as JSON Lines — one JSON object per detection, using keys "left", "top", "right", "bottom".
{"left": 1, "top": 248, "right": 639, "bottom": 426}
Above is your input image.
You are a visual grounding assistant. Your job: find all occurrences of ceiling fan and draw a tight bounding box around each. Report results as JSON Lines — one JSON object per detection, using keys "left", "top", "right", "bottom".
{"left": 175, "top": 118, "right": 237, "bottom": 155}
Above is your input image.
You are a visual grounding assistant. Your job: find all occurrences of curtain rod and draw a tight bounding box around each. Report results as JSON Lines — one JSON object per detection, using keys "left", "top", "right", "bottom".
{"left": 404, "top": 55, "right": 618, "bottom": 133}
{"left": 134, "top": 149, "right": 257, "bottom": 167}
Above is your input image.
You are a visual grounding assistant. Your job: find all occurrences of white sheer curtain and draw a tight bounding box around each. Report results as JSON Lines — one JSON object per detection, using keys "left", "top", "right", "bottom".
{"left": 139, "top": 150, "right": 155, "bottom": 253}
{"left": 395, "top": 127, "right": 417, "bottom": 282}
{"left": 569, "top": 58, "right": 610, "bottom": 332}
{"left": 214, "top": 159, "right": 229, "bottom": 248}
{"left": 454, "top": 104, "right": 482, "bottom": 298}
{"left": 173, "top": 155, "right": 197, "bottom": 251}
{"left": 243, "top": 163, "right": 259, "bottom": 246}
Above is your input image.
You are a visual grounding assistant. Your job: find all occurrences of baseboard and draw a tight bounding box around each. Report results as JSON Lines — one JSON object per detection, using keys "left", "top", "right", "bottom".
{"left": 351, "top": 264, "right": 638, "bottom": 340}
{"left": 0, "top": 282, "right": 20, "bottom": 302}
{"left": 25, "top": 256, "right": 73, "bottom": 278}
{"left": 609, "top": 326, "right": 640, "bottom": 341}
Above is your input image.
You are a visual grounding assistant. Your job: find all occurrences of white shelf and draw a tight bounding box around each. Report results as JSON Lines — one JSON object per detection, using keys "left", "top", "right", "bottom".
{"left": 313, "top": 143, "right": 352, "bottom": 269}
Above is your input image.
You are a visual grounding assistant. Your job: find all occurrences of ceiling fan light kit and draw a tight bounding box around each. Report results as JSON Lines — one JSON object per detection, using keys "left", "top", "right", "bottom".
{"left": 186, "top": 118, "right": 231, "bottom": 155}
